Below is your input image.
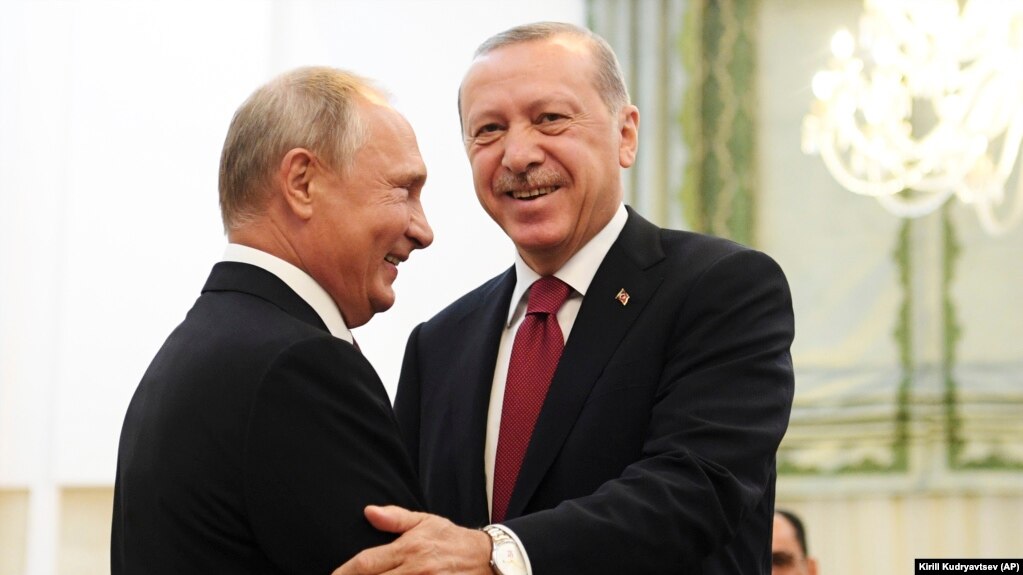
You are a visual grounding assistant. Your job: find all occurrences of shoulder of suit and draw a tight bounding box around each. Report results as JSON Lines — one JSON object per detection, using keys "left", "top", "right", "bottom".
{"left": 658, "top": 227, "right": 749, "bottom": 257}
{"left": 654, "top": 227, "right": 786, "bottom": 276}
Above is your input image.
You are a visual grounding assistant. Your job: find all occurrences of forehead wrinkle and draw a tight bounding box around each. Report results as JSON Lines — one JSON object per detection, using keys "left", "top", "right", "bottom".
{"left": 461, "top": 50, "right": 595, "bottom": 123}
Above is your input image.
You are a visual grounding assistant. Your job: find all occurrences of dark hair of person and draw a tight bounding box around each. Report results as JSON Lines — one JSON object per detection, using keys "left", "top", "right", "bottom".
{"left": 777, "top": 509, "right": 809, "bottom": 555}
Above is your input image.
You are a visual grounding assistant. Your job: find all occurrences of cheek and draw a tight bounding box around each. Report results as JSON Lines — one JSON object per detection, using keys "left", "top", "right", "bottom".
{"left": 469, "top": 150, "right": 499, "bottom": 185}
{"left": 474, "top": 187, "right": 500, "bottom": 220}
{"left": 374, "top": 205, "right": 412, "bottom": 245}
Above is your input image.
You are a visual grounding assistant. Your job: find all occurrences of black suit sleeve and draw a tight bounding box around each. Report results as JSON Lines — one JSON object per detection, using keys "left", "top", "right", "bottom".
{"left": 504, "top": 249, "right": 795, "bottom": 574}
{"left": 243, "top": 336, "right": 424, "bottom": 574}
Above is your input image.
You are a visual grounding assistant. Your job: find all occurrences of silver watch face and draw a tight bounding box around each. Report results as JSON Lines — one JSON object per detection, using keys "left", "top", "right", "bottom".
{"left": 487, "top": 529, "right": 525, "bottom": 575}
{"left": 492, "top": 541, "right": 518, "bottom": 562}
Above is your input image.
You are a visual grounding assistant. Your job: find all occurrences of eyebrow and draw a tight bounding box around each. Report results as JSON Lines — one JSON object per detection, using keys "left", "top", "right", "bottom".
{"left": 772, "top": 551, "right": 797, "bottom": 565}
{"left": 467, "top": 92, "right": 579, "bottom": 125}
{"left": 396, "top": 169, "right": 426, "bottom": 190}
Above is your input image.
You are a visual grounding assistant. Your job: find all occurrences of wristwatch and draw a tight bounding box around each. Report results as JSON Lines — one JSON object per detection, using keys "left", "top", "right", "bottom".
{"left": 482, "top": 525, "right": 527, "bottom": 575}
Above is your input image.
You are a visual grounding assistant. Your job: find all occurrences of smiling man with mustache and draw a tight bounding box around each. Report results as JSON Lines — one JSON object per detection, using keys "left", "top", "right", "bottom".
{"left": 337, "top": 21, "right": 796, "bottom": 575}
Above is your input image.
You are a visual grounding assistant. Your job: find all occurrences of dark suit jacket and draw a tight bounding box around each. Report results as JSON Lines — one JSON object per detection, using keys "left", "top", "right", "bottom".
{"left": 112, "top": 262, "right": 423, "bottom": 574}
{"left": 394, "top": 209, "right": 795, "bottom": 574}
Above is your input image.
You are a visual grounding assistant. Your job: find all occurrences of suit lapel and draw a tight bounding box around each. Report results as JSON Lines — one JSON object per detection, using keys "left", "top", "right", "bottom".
{"left": 506, "top": 210, "right": 666, "bottom": 518}
{"left": 449, "top": 268, "right": 516, "bottom": 523}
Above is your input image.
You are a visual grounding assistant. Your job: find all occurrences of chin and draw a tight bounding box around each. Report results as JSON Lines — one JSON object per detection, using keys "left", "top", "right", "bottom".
{"left": 371, "top": 295, "right": 396, "bottom": 316}
{"left": 509, "top": 231, "right": 566, "bottom": 254}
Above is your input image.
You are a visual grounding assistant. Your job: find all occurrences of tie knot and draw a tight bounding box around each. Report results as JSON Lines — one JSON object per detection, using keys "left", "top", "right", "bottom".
{"left": 526, "top": 276, "right": 571, "bottom": 316}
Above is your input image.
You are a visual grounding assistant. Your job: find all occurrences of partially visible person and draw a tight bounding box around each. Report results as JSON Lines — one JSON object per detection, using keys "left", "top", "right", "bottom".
{"left": 111, "top": 66, "right": 433, "bottom": 574}
{"left": 773, "top": 510, "right": 819, "bottom": 575}
{"left": 336, "top": 21, "right": 794, "bottom": 575}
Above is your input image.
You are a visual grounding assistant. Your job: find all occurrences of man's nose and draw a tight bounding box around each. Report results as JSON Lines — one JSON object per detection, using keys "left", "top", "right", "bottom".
{"left": 408, "top": 202, "right": 434, "bottom": 249}
{"left": 501, "top": 127, "right": 545, "bottom": 174}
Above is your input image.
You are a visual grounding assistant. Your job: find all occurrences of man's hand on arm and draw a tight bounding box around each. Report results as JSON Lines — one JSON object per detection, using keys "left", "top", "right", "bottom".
{"left": 332, "top": 506, "right": 493, "bottom": 575}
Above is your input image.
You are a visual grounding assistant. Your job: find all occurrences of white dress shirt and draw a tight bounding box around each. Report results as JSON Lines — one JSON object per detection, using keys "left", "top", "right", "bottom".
{"left": 483, "top": 204, "right": 628, "bottom": 575}
{"left": 221, "top": 243, "right": 353, "bottom": 344}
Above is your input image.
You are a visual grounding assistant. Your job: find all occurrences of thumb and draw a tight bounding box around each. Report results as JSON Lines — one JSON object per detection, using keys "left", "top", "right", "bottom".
{"left": 363, "top": 505, "right": 428, "bottom": 534}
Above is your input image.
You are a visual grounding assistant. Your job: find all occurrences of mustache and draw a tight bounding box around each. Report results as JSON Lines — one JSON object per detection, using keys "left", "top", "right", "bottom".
{"left": 494, "top": 168, "right": 566, "bottom": 193}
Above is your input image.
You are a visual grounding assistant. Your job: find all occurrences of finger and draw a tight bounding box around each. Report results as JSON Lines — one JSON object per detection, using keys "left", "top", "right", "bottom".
{"left": 331, "top": 546, "right": 402, "bottom": 575}
{"left": 363, "top": 505, "right": 429, "bottom": 534}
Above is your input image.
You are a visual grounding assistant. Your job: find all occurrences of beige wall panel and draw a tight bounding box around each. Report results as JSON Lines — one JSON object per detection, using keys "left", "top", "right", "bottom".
{"left": 0, "top": 490, "right": 28, "bottom": 575}
{"left": 779, "top": 493, "right": 1023, "bottom": 575}
{"left": 58, "top": 487, "right": 113, "bottom": 575}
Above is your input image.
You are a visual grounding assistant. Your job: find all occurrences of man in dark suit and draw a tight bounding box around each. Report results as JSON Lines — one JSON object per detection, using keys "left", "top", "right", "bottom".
{"left": 112, "top": 66, "right": 433, "bottom": 574}
{"left": 336, "top": 22, "right": 794, "bottom": 575}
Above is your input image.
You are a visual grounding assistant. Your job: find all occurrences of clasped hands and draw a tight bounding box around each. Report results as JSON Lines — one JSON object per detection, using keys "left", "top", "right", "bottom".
{"left": 332, "top": 505, "right": 494, "bottom": 575}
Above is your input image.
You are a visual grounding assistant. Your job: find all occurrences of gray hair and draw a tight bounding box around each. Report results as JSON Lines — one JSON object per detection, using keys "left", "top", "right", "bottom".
{"left": 470, "top": 21, "right": 630, "bottom": 114}
{"left": 218, "top": 66, "right": 383, "bottom": 231}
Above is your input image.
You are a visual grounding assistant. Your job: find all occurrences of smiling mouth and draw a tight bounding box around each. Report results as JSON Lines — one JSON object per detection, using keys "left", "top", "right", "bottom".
{"left": 384, "top": 255, "right": 402, "bottom": 266}
{"left": 509, "top": 186, "right": 558, "bottom": 200}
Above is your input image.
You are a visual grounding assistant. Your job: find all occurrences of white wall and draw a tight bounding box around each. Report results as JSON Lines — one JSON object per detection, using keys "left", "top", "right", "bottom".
{"left": 0, "top": 1, "right": 584, "bottom": 572}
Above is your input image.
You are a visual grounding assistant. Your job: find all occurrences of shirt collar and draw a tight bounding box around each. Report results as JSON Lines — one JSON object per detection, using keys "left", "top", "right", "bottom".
{"left": 221, "top": 243, "right": 353, "bottom": 343}
{"left": 506, "top": 203, "right": 628, "bottom": 326}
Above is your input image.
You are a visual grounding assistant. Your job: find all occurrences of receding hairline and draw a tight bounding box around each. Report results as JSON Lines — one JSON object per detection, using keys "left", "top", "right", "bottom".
{"left": 457, "top": 23, "right": 629, "bottom": 126}
{"left": 218, "top": 66, "right": 393, "bottom": 231}
{"left": 472, "top": 21, "right": 599, "bottom": 58}
{"left": 254, "top": 67, "right": 392, "bottom": 168}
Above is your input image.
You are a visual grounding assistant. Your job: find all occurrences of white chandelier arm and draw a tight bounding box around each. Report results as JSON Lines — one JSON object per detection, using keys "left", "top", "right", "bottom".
{"left": 974, "top": 110, "right": 1023, "bottom": 235}
{"left": 995, "top": 108, "right": 1023, "bottom": 189}
{"left": 877, "top": 187, "right": 958, "bottom": 219}
{"left": 975, "top": 174, "right": 1023, "bottom": 236}
{"left": 818, "top": 136, "right": 908, "bottom": 197}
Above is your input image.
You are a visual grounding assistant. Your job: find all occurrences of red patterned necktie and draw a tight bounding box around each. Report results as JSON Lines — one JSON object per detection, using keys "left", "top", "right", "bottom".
{"left": 492, "top": 276, "right": 572, "bottom": 522}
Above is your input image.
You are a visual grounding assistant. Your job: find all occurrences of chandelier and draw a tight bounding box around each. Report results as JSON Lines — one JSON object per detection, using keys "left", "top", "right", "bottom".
{"left": 801, "top": 0, "right": 1023, "bottom": 235}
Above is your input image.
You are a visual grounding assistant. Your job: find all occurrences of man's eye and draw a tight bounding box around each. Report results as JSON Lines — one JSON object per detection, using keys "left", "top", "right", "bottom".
{"left": 476, "top": 123, "right": 502, "bottom": 136}
{"left": 538, "top": 113, "right": 564, "bottom": 123}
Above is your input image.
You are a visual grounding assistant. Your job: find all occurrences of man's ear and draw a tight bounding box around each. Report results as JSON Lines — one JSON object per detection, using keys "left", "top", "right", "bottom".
{"left": 278, "top": 148, "right": 317, "bottom": 220}
{"left": 618, "top": 104, "right": 640, "bottom": 168}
